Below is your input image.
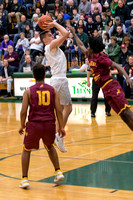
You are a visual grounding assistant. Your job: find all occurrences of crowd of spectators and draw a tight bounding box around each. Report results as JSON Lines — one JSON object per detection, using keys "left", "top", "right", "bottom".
{"left": 0, "top": 0, "right": 132, "bottom": 97}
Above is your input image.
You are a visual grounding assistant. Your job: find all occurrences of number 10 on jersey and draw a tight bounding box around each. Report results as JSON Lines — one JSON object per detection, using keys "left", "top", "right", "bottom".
{"left": 36, "top": 91, "right": 50, "bottom": 106}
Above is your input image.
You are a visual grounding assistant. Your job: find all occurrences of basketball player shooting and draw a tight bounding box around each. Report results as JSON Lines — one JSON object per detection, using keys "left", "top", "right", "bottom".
{"left": 69, "top": 26, "right": 133, "bottom": 130}
{"left": 40, "top": 20, "right": 72, "bottom": 153}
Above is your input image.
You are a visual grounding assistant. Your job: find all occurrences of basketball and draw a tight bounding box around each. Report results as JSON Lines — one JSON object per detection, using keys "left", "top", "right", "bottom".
{"left": 38, "top": 15, "right": 53, "bottom": 30}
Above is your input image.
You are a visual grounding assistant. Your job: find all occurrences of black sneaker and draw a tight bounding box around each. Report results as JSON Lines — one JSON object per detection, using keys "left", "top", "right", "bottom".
{"left": 91, "top": 113, "right": 96, "bottom": 118}
{"left": 106, "top": 112, "right": 111, "bottom": 116}
{"left": 4, "top": 93, "right": 12, "bottom": 98}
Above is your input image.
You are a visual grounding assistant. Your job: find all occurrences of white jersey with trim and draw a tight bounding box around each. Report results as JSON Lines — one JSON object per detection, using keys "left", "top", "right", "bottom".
{"left": 45, "top": 44, "right": 67, "bottom": 77}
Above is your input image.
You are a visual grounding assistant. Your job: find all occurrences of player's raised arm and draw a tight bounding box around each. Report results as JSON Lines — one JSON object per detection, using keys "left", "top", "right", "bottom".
{"left": 19, "top": 89, "right": 30, "bottom": 135}
{"left": 111, "top": 61, "right": 133, "bottom": 88}
{"left": 69, "top": 26, "right": 87, "bottom": 55}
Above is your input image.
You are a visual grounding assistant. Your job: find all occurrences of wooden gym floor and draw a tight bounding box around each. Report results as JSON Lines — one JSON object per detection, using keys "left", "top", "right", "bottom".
{"left": 0, "top": 102, "right": 133, "bottom": 200}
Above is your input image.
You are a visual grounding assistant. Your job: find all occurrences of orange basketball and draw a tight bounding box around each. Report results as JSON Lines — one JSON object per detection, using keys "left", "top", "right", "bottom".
{"left": 38, "top": 15, "right": 53, "bottom": 30}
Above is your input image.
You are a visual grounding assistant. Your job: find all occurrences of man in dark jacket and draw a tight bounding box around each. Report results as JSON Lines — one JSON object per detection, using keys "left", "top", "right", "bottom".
{"left": 118, "top": 44, "right": 132, "bottom": 86}
{"left": 0, "top": 10, "right": 8, "bottom": 35}
{"left": 115, "top": 0, "right": 130, "bottom": 23}
{"left": 13, "top": 15, "right": 31, "bottom": 46}
{"left": 8, "top": 0, "right": 22, "bottom": 24}
{"left": 18, "top": 54, "right": 36, "bottom": 72}
{"left": 0, "top": 59, "right": 13, "bottom": 97}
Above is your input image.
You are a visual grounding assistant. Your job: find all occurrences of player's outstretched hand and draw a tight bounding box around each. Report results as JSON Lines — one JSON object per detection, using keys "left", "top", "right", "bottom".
{"left": 42, "top": 22, "right": 55, "bottom": 30}
{"left": 126, "top": 77, "right": 133, "bottom": 88}
{"left": 19, "top": 126, "right": 25, "bottom": 135}
{"left": 59, "top": 128, "right": 66, "bottom": 138}
{"left": 69, "top": 26, "right": 76, "bottom": 35}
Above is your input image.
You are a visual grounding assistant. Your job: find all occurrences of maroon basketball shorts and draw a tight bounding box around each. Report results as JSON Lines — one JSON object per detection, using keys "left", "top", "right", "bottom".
{"left": 23, "top": 121, "right": 55, "bottom": 151}
{"left": 102, "top": 80, "right": 130, "bottom": 115}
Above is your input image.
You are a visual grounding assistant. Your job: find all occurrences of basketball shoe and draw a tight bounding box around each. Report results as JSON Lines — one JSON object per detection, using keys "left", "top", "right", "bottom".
{"left": 19, "top": 177, "right": 30, "bottom": 189}
{"left": 54, "top": 170, "right": 64, "bottom": 183}
{"left": 55, "top": 132, "right": 67, "bottom": 152}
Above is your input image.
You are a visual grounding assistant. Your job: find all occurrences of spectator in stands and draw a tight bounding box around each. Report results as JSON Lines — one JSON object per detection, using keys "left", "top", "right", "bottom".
{"left": 91, "top": 0, "right": 102, "bottom": 15}
{"left": 18, "top": 54, "right": 36, "bottom": 72}
{"left": 122, "top": 36, "right": 133, "bottom": 52}
{"left": 32, "top": 13, "right": 39, "bottom": 32}
{"left": 107, "top": 19, "right": 113, "bottom": 32}
{"left": 68, "top": 57, "right": 80, "bottom": 72}
{"left": 115, "top": 0, "right": 130, "bottom": 24}
{"left": 0, "top": 10, "right": 8, "bottom": 35}
{"left": 13, "top": 15, "right": 30, "bottom": 46}
{"left": 56, "top": 12, "right": 66, "bottom": 27}
{"left": 8, "top": 0, "right": 22, "bottom": 24}
{"left": 72, "top": 26, "right": 88, "bottom": 61}
{"left": 101, "top": 0, "right": 110, "bottom": 12}
{"left": 4, "top": 0, "right": 11, "bottom": 13}
{"left": 70, "top": 16, "right": 77, "bottom": 29}
{"left": 15, "top": 32, "right": 29, "bottom": 59}
{"left": 102, "top": 32, "right": 110, "bottom": 50}
{"left": 92, "top": 29, "right": 101, "bottom": 37}
{"left": 65, "top": 32, "right": 74, "bottom": 61}
{"left": 0, "top": 3, "right": 8, "bottom": 19}
{"left": 31, "top": 8, "right": 41, "bottom": 22}
{"left": 39, "top": 0, "right": 49, "bottom": 15}
{"left": 128, "top": 18, "right": 133, "bottom": 43}
{"left": 25, "top": 24, "right": 34, "bottom": 40}
{"left": 63, "top": 0, "right": 78, "bottom": 11}
{"left": 119, "top": 44, "right": 132, "bottom": 67}
{"left": 101, "top": 12, "right": 108, "bottom": 31}
{"left": 22, "top": 0, "right": 33, "bottom": 17}
{"left": 115, "top": 25, "right": 126, "bottom": 46}
{"left": 109, "top": 16, "right": 126, "bottom": 37}
{"left": 19, "top": 48, "right": 31, "bottom": 69}
{"left": 106, "top": 36, "right": 120, "bottom": 63}
{"left": 123, "top": 55, "right": 133, "bottom": 98}
{"left": 0, "top": 35, "right": 14, "bottom": 59}
{"left": 86, "top": 15, "right": 96, "bottom": 36}
{"left": 79, "top": 57, "right": 89, "bottom": 72}
{"left": 92, "top": 7, "right": 102, "bottom": 22}
{"left": 29, "top": 31, "right": 43, "bottom": 59}
{"left": 126, "top": 0, "right": 133, "bottom": 14}
{"left": 95, "top": 15, "right": 103, "bottom": 32}
{"left": 54, "top": 10, "right": 59, "bottom": 20}
{"left": 76, "top": 19, "right": 87, "bottom": 33}
{"left": 118, "top": 44, "right": 132, "bottom": 86}
{"left": 78, "top": 0, "right": 91, "bottom": 15}
{"left": 66, "top": 0, "right": 76, "bottom": 16}
{"left": 4, "top": 45, "right": 19, "bottom": 71}
{"left": 54, "top": 1, "right": 61, "bottom": 12}
{"left": 106, "top": 8, "right": 113, "bottom": 21}
{"left": 72, "top": 8, "right": 80, "bottom": 24}
{"left": 79, "top": 14, "right": 87, "bottom": 26}
{"left": 0, "top": 59, "right": 13, "bottom": 97}
{"left": 110, "top": 0, "right": 118, "bottom": 17}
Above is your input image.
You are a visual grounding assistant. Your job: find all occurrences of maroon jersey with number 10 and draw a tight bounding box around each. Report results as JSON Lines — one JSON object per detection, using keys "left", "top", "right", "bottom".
{"left": 28, "top": 83, "right": 55, "bottom": 122}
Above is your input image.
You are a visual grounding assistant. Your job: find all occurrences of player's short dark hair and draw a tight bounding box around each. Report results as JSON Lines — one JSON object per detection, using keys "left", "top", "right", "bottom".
{"left": 40, "top": 30, "right": 51, "bottom": 42}
{"left": 33, "top": 63, "right": 45, "bottom": 81}
{"left": 88, "top": 36, "right": 105, "bottom": 53}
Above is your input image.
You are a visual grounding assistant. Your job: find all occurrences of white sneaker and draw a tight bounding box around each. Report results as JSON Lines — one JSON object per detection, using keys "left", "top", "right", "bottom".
{"left": 19, "top": 178, "right": 30, "bottom": 189}
{"left": 54, "top": 170, "right": 64, "bottom": 183}
{"left": 55, "top": 132, "right": 67, "bottom": 152}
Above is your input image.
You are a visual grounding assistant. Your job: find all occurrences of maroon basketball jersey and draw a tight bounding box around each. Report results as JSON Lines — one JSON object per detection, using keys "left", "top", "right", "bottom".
{"left": 86, "top": 51, "right": 113, "bottom": 88}
{"left": 28, "top": 83, "right": 55, "bottom": 122}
